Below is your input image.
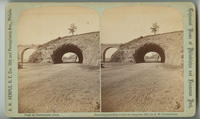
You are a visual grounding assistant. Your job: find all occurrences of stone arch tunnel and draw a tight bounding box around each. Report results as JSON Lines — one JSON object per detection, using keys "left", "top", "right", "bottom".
{"left": 18, "top": 31, "right": 183, "bottom": 66}
{"left": 103, "top": 31, "right": 183, "bottom": 66}
{"left": 51, "top": 44, "right": 83, "bottom": 64}
{"left": 18, "top": 44, "right": 38, "bottom": 64}
{"left": 18, "top": 32, "right": 100, "bottom": 66}
{"left": 101, "top": 44, "right": 121, "bottom": 62}
{"left": 134, "top": 43, "right": 165, "bottom": 63}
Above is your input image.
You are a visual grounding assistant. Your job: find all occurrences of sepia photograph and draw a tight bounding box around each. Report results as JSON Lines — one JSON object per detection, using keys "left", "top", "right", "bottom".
{"left": 101, "top": 5, "right": 184, "bottom": 112}
{"left": 5, "top": 2, "right": 196, "bottom": 117}
{"left": 17, "top": 6, "right": 100, "bottom": 113}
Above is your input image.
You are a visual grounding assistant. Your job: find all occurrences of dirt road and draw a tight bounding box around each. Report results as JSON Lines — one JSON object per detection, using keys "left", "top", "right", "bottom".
{"left": 102, "top": 63, "right": 184, "bottom": 112}
{"left": 18, "top": 63, "right": 100, "bottom": 113}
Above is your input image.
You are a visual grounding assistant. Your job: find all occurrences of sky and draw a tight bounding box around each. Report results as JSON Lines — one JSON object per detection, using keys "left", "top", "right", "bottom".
{"left": 18, "top": 6, "right": 99, "bottom": 45}
{"left": 101, "top": 5, "right": 183, "bottom": 44}
{"left": 18, "top": 5, "right": 183, "bottom": 59}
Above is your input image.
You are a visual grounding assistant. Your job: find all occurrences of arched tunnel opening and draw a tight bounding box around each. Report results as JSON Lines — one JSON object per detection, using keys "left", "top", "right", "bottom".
{"left": 19, "top": 48, "right": 37, "bottom": 69}
{"left": 134, "top": 43, "right": 165, "bottom": 63}
{"left": 103, "top": 47, "right": 118, "bottom": 62}
{"left": 62, "top": 52, "right": 79, "bottom": 63}
{"left": 21, "top": 48, "right": 36, "bottom": 63}
{"left": 51, "top": 44, "right": 83, "bottom": 64}
{"left": 144, "top": 51, "right": 161, "bottom": 63}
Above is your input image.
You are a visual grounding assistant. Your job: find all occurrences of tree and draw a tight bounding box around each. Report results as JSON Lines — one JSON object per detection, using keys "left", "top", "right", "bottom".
{"left": 150, "top": 22, "right": 159, "bottom": 35}
{"left": 68, "top": 23, "right": 77, "bottom": 35}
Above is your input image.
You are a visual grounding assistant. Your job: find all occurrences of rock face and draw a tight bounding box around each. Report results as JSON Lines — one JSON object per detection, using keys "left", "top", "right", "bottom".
{"left": 108, "top": 31, "right": 183, "bottom": 66}
{"left": 29, "top": 32, "right": 100, "bottom": 66}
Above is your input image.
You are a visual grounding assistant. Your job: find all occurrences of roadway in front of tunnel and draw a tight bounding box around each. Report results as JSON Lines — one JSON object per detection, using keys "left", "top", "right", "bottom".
{"left": 18, "top": 63, "right": 100, "bottom": 113}
{"left": 102, "top": 63, "right": 184, "bottom": 112}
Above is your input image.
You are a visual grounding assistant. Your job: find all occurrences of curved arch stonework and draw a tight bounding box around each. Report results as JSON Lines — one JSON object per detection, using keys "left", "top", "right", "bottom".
{"left": 134, "top": 43, "right": 165, "bottom": 63}
{"left": 109, "top": 31, "right": 183, "bottom": 66}
{"left": 18, "top": 44, "right": 38, "bottom": 63}
{"left": 51, "top": 44, "right": 83, "bottom": 64}
{"left": 101, "top": 44, "right": 121, "bottom": 62}
{"left": 28, "top": 32, "right": 100, "bottom": 66}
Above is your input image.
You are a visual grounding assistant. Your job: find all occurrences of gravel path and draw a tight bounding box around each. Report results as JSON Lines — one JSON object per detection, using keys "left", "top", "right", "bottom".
{"left": 18, "top": 63, "right": 100, "bottom": 113}
{"left": 102, "top": 63, "right": 184, "bottom": 112}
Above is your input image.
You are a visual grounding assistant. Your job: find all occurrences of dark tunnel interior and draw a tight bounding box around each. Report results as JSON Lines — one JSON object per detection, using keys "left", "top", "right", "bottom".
{"left": 51, "top": 44, "right": 83, "bottom": 64}
{"left": 134, "top": 43, "right": 165, "bottom": 63}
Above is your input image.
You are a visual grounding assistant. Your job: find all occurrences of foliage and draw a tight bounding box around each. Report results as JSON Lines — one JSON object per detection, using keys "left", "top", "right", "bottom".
{"left": 68, "top": 23, "right": 77, "bottom": 35}
{"left": 150, "top": 22, "right": 159, "bottom": 35}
